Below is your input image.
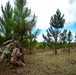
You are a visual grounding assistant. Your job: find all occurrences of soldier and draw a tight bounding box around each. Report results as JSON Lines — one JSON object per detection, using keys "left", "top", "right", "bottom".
{"left": 10, "top": 42, "right": 25, "bottom": 67}
{"left": 0, "top": 35, "right": 25, "bottom": 66}
{"left": 14, "top": 41, "right": 25, "bottom": 63}
{"left": 0, "top": 48, "right": 3, "bottom": 55}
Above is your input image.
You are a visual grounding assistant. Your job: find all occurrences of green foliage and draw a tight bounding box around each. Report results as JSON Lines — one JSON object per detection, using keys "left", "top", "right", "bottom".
{"left": 0, "top": 2, "right": 14, "bottom": 40}
{"left": 43, "top": 28, "right": 53, "bottom": 48}
{"left": 0, "top": 36, "right": 5, "bottom": 45}
{"left": 36, "top": 42, "right": 46, "bottom": 49}
{"left": 67, "top": 31, "right": 72, "bottom": 43}
{"left": 59, "top": 30, "right": 67, "bottom": 43}
{"left": 50, "top": 9, "right": 65, "bottom": 29}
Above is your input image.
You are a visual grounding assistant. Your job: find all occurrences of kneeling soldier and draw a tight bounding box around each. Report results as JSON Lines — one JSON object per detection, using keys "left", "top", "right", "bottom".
{"left": 10, "top": 42, "right": 25, "bottom": 67}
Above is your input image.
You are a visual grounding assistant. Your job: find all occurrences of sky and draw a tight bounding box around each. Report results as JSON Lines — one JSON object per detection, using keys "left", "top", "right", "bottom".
{"left": 0, "top": 0, "right": 76, "bottom": 42}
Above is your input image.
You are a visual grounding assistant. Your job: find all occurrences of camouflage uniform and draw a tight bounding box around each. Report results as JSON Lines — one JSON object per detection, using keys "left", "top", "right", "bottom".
{"left": 0, "top": 35, "right": 25, "bottom": 66}
{"left": 10, "top": 45, "right": 25, "bottom": 67}
{"left": 0, "top": 48, "right": 3, "bottom": 55}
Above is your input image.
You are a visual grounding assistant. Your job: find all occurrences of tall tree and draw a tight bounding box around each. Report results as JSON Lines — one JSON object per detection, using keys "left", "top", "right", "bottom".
{"left": 67, "top": 30, "right": 72, "bottom": 53}
{"left": 43, "top": 9, "right": 65, "bottom": 54}
{"left": 13, "top": 0, "right": 36, "bottom": 46}
{"left": 50, "top": 9, "right": 65, "bottom": 54}
{"left": 0, "top": 2, "right": 14, "bottom": 41}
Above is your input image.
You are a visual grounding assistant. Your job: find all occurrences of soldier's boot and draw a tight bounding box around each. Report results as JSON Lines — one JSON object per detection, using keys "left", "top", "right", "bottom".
{"left": 16, "top": 61, "right": 25, "bottom": 67}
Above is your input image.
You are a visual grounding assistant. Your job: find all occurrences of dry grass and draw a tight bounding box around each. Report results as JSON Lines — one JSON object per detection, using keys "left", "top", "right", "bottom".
{"left": 0, "top": 49, "right": 76, "bottom": 75}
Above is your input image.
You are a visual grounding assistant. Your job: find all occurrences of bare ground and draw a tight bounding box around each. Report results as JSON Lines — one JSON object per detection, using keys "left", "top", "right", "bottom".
{"left": 0, "top": 49, "right": 76, "bottom": 75}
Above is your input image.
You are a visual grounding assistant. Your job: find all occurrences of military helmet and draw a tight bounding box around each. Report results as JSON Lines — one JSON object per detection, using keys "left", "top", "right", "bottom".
{"left": 14, "top": 41, "right": 21, "bottom": 47}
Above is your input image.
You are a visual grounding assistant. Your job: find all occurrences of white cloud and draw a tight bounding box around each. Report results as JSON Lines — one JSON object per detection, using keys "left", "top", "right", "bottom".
{"left": 27, "top": 0, "right": 76, "bottom": 29}
{"left": 37, "top": 34, "right": 44, "bottom": 42}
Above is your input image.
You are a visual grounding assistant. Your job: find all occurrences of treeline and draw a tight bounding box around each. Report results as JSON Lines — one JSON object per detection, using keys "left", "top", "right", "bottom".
{"left": 35, "top": 9, "right": 76, "bottom": 54}
{"left": 0, "top": 0, "right": 76, "bottom": 55}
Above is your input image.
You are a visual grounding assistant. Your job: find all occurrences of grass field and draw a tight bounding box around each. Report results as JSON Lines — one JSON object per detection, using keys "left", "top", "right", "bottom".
{"left": 0, "top": 49, "right": 76, "bottom": 75}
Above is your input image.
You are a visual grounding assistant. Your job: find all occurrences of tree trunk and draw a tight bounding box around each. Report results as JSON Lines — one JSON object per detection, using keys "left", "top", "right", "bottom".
{"left": 54, "top": 41, "right": 57, "bottom": 55}
{"left": 68, "top": 42, "right": 70, "bottom": 53}
{"left": 20, "top": 34, "right": 24, "bottom": 47}
{"left": 54, "top": 31, "right": 58, "bottom": 55}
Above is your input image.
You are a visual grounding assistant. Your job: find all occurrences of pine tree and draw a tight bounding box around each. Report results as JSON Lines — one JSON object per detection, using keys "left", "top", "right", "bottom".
{"left": 43, "top": 9, "right": 65, "bottom": 54}
{"left": 13, "top": 0, "right": 37, "bottom": 46}
{"left": 67, "top": 30, "right": 73, "bottom": 53}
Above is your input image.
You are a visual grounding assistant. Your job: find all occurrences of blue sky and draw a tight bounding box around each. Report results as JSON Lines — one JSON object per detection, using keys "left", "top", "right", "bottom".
{"left": 64, "top": 23, "right": 76, "bottom": 31}
{"left": 0, "top": 0, "right": 76, "bottom": 42}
